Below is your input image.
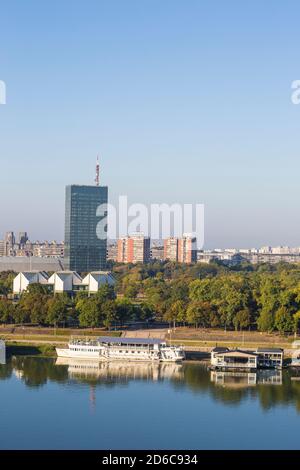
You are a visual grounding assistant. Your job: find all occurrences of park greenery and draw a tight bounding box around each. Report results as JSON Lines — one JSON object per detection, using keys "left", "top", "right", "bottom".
{"left": 1, "top": 260, "right": 300, "bottom": 333}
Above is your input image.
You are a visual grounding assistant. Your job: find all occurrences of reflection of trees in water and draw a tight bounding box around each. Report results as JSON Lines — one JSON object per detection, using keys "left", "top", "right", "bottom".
{"left": 11, "top": 356, "right": 68, "bottom": 387}
{"left": 2, "top": 357, "right": 300, "bottom": 412}
{"left": 174, "top": 364, "right": 247, "bottom": 405}
{"left": 0, "top": 361, "right": 13, "bottom": 379}
{"left": 178, "top": 364, "right": 300, "bottom": 411}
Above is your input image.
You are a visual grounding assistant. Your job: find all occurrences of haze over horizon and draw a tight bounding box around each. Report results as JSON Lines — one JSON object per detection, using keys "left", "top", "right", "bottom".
{"left": 1, "top": 1, "right": 300, "bottom": 249}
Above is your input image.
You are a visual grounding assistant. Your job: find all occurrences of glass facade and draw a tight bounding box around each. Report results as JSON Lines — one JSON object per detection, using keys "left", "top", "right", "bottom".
{"left": 64, "top": 185, "right": 108, "bottom": 272}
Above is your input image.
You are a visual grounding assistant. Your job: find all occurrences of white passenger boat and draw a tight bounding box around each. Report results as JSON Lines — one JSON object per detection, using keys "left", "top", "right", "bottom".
{"left": 56, "top": 337, "right": 185, "bottom": 362}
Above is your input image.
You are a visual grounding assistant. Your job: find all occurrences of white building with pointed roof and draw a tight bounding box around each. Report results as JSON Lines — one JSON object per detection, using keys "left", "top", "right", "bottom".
{"left": 13, "top": 270, "right": 115, "bottom": 295}
{"left": 47, "top": 271, "right": 82, "bottom": 293}
{"left": 13, "top": 271, "right": 49, "bottom": 295}
{"left": 81, "top": 271, "right": 115, "bottom": 293}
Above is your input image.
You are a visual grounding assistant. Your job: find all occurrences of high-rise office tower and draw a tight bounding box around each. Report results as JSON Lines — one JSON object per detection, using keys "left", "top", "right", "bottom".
{"left": 64, "top": 163, "right": 108, "bottom": 272}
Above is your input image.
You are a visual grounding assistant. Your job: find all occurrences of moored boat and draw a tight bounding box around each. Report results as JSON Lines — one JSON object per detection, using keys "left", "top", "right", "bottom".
{"left": 56, "top": 336, "right": 185, "bottom": 362}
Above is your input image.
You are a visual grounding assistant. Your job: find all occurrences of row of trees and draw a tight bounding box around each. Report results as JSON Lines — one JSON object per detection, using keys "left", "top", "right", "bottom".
{"left": 2, "top": 261, "right": 300, "bottom": 333}
{"left": 113, "top": 262, "right": 300, "bottom": 333}
{"left": 0, "top": 283, "right": 153, "bottom": 328}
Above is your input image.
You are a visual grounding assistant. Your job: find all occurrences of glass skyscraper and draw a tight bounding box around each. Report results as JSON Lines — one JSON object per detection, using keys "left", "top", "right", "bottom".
{"left": 64, "top": 185, "right": 108, "bottom": 272}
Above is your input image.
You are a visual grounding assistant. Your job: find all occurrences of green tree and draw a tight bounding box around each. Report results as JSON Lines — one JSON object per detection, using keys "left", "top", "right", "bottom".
{"left": 274, "top": 307, "right": 294, "bottom": 334}
{"left": 233, "top": 309, "right": 251, "bottom": 331}
{"left": 164, "top": 300, "right": 186, "bottom": 328}
{"left": 0, "top": 299, "right": 15, "bottom": 323}
{"left": 77, "top": 298, "right": 101, "bottom": 328}
{"left": 257, "top": 308, "right": 275, "bottom": 332}
{"left": 186, "top": 301, "right": 211, "bottom": 328}
{"left": 116, "top": 298, "right": 135, "bottom": 324}
{"left": 124, "top": 283, "right": 139, "bottom": 299}
{"left": 46, "top": 295, "right": 70, "bottom": 326}
{"left": 102, "top": 300, "right": 118, "bottom": 329}
{"left": 19, "top": 290, "right": 50, "bottom": 325}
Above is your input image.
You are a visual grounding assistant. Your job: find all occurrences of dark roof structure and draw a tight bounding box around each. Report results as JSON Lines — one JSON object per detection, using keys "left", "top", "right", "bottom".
{"left": 256, "top": 348, "right": 283, "bottom": 353}
{"left": 212, "top": 347, "right": 229, "bottom": 353}
{"left": 97, "top": 337, "right": 164, "bottom": 345}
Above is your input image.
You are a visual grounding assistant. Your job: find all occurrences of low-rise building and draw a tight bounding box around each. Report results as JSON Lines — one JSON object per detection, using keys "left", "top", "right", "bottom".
{"left": 48, "top": 271, "right": 83, "bottom": 293}
{"left": 13, "top": 271, "right": 49, "bottom": 295}
{"left": 13, "top": 270, "right": 116, "bottom": 295}
{"left": 0, "top": 256, "right": 65, "bottom": 272}
{"left": 81, "top": 271, "right": 116, "bottom": 293}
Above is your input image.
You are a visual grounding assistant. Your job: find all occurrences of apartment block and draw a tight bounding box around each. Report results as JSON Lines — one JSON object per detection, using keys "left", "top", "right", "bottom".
{"left": 163, "top": 237, "right": 179, "bottom": 262}
{"left": 117, "top": 234, "right": 150, "bottom": 264}
{"left": 178, "top": 235, "right": 197, "bottom": 263}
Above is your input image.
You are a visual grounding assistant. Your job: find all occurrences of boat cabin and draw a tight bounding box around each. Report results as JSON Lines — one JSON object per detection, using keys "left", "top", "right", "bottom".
{"left": 256, "top": 348, "right": 283, "bottom": 369}
{"left": 97, "top": 337, "right": 165, "bottom": 351}
{"left": 211, "top": 348, "right": 257, "bottom": 370}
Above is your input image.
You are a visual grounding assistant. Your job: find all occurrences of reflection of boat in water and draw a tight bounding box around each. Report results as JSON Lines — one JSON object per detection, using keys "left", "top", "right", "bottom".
{"left": 210, "top": 369, "right": 282, "bottom": 388}
{"left": 56, "top": 337, "right": 185, "bottom": 362}
{"left": 211, "top": 371, "right": 257, "bottom": 388}
{"left": 55, "top": 357, "right": 184, "bottom": 381}
{"left": 0, "top": 340, "right": 6, "bottom": 365}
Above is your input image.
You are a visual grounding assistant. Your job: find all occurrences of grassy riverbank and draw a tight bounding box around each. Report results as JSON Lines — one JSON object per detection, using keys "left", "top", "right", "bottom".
{"left": 1, "top": 327, "right": 122, "bottom": 357}
{"left": 6, "top": 342, "right": 57, "bottom": 357}
{"left": 1, "top": 325, "right": 297, "bottom": 357}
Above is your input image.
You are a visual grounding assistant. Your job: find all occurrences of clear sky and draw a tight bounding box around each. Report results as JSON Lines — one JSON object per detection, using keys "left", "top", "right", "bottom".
{"left": 0, "top": 0, "right": 300, "bottom": 248}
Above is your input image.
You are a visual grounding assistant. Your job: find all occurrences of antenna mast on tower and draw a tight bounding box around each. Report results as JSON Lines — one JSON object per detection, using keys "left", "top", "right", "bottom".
{"left": 95, "top": 155, "right": 100, "bottom": 186}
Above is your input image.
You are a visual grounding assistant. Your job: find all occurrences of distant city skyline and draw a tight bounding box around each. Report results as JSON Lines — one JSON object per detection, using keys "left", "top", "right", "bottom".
{"left": 1, "top": 1, "right": 300, "bottom": 248}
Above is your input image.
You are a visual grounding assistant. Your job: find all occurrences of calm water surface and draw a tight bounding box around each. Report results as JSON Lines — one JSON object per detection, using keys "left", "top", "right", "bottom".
{"left": 1, "top": 356, "right": 300, "bottom": 449}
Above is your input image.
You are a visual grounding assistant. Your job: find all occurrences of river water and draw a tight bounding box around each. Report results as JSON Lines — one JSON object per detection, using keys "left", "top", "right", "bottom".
{"left": 0, "top": 356, "right": 300, "bottom": 449}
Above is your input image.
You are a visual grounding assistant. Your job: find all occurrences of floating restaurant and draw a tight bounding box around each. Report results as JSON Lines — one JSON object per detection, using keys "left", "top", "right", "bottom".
{"left": 210, "top": 347, "right": 284, "bottom": 371}
{"left": 211, "top": 348, "right": 258, "bottom": 371}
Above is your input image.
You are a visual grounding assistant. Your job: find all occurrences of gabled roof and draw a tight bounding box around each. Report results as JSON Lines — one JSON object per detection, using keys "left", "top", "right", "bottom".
{"left": 19, "top": 271, "right": 49, "bottom": 282}
{"left": 48, "top": 271, "right": 82, "bottom": 284}
{"left": 81, "top": 271, "right": 115, "bottom": 285}
{"left": 214, "top": 349, "right": 257, "bottom": 358}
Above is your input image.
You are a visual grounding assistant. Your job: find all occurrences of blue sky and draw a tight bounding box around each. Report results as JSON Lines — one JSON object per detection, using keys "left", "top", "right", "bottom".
{"left": 0, "top": 0, "right": 300, "bottom": 248}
